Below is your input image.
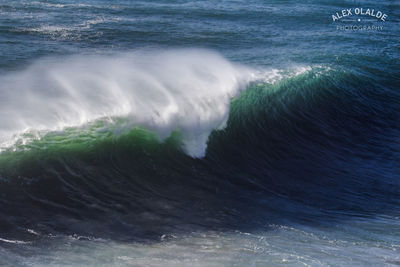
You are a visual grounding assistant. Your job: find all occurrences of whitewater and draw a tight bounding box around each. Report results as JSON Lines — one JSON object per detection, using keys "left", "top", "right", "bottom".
{"left": 0, "top": 49, "right": 255, "bottom": 157}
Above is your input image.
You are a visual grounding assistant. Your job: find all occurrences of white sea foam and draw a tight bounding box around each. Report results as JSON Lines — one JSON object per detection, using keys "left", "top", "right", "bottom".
{"left": 0, "top": 49, "right": 258, "bottom": 157}
{"left": 0, "top": 49, "right": 312, "bottom": 157}
{"left": 0, "top": 238, "right": 30, "bottom": 244}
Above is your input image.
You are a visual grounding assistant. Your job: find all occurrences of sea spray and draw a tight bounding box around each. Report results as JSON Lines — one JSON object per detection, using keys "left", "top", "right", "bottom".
{"left": 0, "top": 49, "right": 255, "bottom": 157}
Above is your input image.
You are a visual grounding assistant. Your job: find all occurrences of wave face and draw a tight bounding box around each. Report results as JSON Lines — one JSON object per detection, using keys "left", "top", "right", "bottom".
{"left": 0, "top": 49, "right": 254, "bottom": 157}
{"left": 0, "top": 56, "right": 399, "bottom": 248}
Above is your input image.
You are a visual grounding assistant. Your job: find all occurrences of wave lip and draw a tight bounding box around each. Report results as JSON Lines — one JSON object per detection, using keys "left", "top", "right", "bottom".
{"left": 0, "top": 49, "right": 257, "bottom": 157}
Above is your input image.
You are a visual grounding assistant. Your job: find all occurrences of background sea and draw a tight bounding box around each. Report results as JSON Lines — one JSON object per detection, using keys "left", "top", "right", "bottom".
{"left": 0, "top": 0, "right": 399, "bottom": 266}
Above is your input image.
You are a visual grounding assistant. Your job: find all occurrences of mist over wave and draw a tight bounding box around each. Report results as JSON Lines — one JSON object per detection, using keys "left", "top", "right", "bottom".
{"left": 0, "top": 49, "right": 256, "bottom": 157}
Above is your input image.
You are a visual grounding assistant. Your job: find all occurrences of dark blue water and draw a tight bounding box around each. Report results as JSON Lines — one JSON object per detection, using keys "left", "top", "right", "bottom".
{"left": 0, "top": 0, "right": 399, "bottom": 265}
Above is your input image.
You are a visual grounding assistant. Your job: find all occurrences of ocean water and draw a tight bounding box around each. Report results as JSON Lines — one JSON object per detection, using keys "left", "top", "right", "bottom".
{"left": 0, "top": 0, "right": 399, "bottom": 266}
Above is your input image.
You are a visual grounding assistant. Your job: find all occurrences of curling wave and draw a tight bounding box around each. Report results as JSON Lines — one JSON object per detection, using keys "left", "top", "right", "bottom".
{"left": 0, "top": 52, "right": 399, "bottom": 245}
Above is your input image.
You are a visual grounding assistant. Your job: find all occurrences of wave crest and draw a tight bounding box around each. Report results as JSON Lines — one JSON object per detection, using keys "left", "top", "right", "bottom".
{"left": 0, "top": 49, "right": 257, "bottom": 157}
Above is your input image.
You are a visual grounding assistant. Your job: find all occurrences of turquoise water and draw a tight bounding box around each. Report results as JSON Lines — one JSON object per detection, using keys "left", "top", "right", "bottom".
{"left": 0, "top": 0, "right": 399, "bottom": 266}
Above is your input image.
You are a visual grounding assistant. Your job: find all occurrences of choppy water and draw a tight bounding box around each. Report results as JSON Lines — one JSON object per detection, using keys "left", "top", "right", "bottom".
{"left": 0, "top": 0, "right": 399, "bottom": 266}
